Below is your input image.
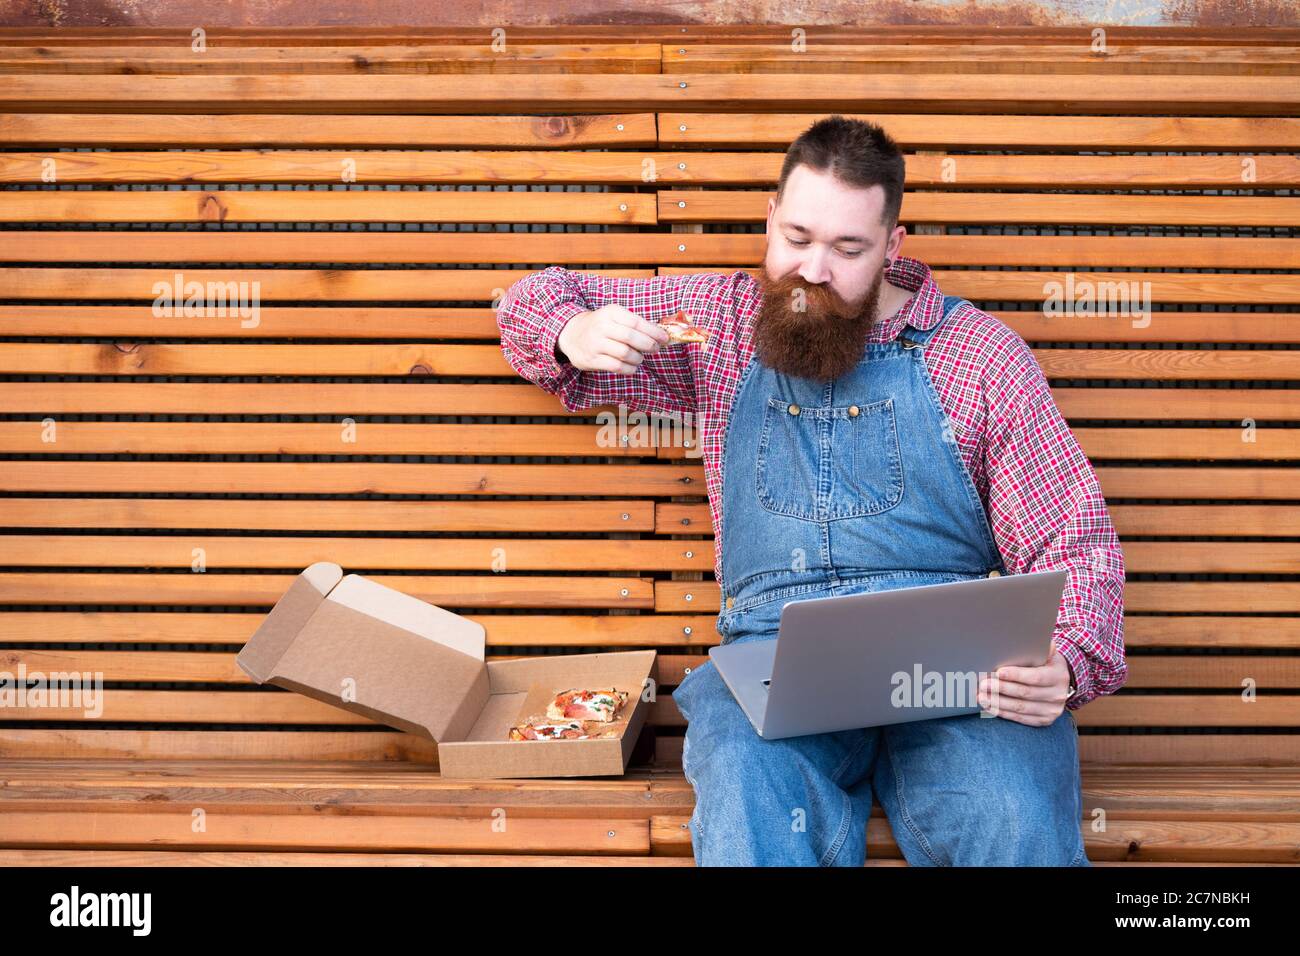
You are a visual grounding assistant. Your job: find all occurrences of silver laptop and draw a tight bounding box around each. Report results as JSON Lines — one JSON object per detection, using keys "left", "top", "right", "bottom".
{"left": 709, "top": 570, "right": 1069, "bottom": 739}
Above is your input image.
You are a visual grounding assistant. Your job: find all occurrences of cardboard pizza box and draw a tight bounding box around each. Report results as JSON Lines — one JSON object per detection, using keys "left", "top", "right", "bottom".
{"left": 236, "top": 562, "right": 656, "bottom": 779}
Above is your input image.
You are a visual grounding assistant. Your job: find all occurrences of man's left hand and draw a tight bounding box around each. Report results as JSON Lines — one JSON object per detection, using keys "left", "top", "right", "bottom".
{"left": 978, "top": 639, "right": 1072, "bottom": 727}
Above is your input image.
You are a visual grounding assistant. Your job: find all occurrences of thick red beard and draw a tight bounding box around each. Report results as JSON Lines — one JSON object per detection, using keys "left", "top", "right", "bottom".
{"left": 752, "top": 265, "right": 883, "bottom": 382}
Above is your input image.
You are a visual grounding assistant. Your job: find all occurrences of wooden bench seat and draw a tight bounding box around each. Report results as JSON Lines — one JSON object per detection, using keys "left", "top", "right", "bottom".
{"left": 1, "top": 759, "right": 1298, "bottom": 864}
{"left": 1, "top": 23, "right": 1297, "bottom": 866}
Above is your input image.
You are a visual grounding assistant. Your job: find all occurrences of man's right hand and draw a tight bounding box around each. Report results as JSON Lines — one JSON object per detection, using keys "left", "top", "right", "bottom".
{"left": 556, "top": 304, "right": 671, "bottom": 375}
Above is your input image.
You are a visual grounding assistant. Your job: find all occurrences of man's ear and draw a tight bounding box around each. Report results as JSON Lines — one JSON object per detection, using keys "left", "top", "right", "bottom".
{"left": 766, "top": 197, "right": 776, "bottom": 233}
{"left": 886, "top": 223, "right": 907, "bottom": 262}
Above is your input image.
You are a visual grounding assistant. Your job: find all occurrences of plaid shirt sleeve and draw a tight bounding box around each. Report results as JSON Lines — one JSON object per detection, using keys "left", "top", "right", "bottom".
{"left": 981, "top": 331, "right": 1128, "bottom": 712}
{"left": 496, "top": 267, "right": 702, "bottom": 418}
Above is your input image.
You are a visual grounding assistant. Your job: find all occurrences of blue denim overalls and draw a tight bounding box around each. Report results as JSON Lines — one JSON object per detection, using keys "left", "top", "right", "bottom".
{"left": 672, "top": 296, "right": 1088, "bottom": 866}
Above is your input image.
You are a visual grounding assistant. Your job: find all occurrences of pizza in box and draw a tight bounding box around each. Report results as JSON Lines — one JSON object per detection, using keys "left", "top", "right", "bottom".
{"left": 507, "top": 687, "right": 631, "bottom": 741}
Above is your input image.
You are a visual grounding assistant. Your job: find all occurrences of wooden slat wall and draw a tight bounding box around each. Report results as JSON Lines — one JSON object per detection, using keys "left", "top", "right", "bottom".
{"left": 1, "top": 29, "right": 1296, "bottom": 770}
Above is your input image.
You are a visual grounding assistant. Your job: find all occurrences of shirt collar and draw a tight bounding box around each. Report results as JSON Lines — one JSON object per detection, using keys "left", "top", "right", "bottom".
{"left": 873, "top": 255, "right": 944, "bottom": 343}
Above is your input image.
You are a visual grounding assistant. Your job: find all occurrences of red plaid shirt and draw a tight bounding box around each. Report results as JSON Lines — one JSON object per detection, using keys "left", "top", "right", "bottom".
{"left": 498, "top": 257, "right": 1127, "bottom": 710}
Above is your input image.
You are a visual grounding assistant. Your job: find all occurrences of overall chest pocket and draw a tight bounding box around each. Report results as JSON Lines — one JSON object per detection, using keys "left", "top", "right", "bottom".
{"left": 755, "top": 396, "right": 904, "bottom": 521}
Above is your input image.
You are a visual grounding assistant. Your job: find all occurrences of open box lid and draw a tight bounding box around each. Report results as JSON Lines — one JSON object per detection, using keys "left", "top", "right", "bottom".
{"left": 236, "top": 562, "right": 488, "bottom": 742}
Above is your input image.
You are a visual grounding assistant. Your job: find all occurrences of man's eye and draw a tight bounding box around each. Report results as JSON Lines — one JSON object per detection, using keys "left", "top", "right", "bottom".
{"left": 838, "top": 250, "right": 863, "bottom": 258}
{"left": 786, "top": 238, "right": 809, "bottom": 247}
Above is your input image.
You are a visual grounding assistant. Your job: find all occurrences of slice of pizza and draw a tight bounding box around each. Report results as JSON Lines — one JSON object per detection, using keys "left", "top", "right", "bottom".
{"left": 507, "top": 715, "right": 587, "bottom": 741}
{"left": 546, "top": 688, "right": 630, "bottom": 723}
{"left": 660, "top": 309, "right": 710, "bottom": 344}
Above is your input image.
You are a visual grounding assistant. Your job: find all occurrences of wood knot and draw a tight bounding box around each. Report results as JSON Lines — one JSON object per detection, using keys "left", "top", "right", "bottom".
{"left": 409, "top": 363, "right": 431, "bottom": 375}
{"left": 113, "top": 342, "right": 141, "bottom": 354}
{"left": 198, "top": 193, "right": 228, "bottom": 223}
{"left": 538, "top": 116, "right": 572, "bottom": 140}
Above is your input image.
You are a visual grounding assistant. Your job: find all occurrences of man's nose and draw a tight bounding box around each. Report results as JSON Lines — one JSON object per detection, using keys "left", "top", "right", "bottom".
{"left": 798, "top": 250, "right": 831, "bottom": 286}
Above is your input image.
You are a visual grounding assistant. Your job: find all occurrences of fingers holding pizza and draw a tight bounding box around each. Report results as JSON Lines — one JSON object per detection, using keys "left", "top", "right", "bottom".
{"left": 555, "top": 305, "right": 709, "bottom": 376}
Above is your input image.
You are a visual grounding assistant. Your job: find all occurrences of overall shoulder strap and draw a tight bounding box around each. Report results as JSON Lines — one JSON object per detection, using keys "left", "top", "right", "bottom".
{"left": 941, "top": 294, "right": 971, "bottom": 319}
{"left": 901, "top": 294, "right": 971, "bottom": 348}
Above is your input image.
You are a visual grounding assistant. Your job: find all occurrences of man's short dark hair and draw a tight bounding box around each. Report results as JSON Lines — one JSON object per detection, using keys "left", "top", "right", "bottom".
{"left": 775, "top": 116, "right": 905, "bottom": 227}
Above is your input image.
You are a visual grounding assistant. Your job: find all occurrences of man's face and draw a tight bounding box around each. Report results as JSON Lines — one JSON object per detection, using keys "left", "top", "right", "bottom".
{"left": 753, "top": 164, "right": 905, "bottom": 382}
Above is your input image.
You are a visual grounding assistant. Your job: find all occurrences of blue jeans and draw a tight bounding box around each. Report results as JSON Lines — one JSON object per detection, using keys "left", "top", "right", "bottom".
{"left": 675, "top": 635, "right": 1090, "bottom": 867}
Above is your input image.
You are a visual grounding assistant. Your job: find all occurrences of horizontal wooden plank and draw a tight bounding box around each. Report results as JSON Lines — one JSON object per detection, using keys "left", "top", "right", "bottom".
{"left": 3, "top": 109, "right": 1292, "bottom": 152}
{"left": 0, "top": 343, "right": 514, "bottom": 376}
{"left": 0, "top": 850, "right": 688, "bottom": 866}
{"left": 0, "top": 535, "right": 716, "bottom": 573}
{"left": 5, "top": 152, "right": 1298, "bottom": 188}
{"left": 10, "top": 42, "right": 1299, "bottom": 77}
{"left": 1049, "top": 427, "right": 1300, "bottom": 459}
{"left": 1003, "top": 313, "right": 1300, "bottom": 345}
{"left": 0, "top": 381, "right": 589, "bottom": 415}
{"left": 0, "top": 44, "right": 663, "bottom": 75}
{"left": 0, "top": 728, "right": 438, "bottom": 761}
{"left": 1052, "top": 391, "right": 1299, "bottom": 419}
{"left": 0, "top": 576, "right": 655, "bottom": 610}
{"left": 0, "top": 499, "right": 657, "bottom": 532}
{"left": 0, "top": 610, "right": 713, "bottom": 644}
{"left": 0, "top": 267, "right": 651, "bottom": 301}
{"left": 0, "top": 421, "right": 644, "bottom": 455}
{"left": 1, "top": 26, "right": 1293, "bottom": 47}
{"left": 0, "top": 461, "right": 705, "bottom": 495}
{"left": 0, "top": 808, "right": 651, "bottom": 854}
{"left": 0, "top": 192, "right": 658, "bottom": 225}
{"left": 0, "top": 574, "right": 660, "bottom": 613}
{"left": 0, "top": 111, "right": 659, "bottom": 147}
{"left": 0, "top": 150, "right": 696, "bottom": 184}
{"left": 0, "top": 763, "right": 665, "bottom": 806}
{"left": 1123, "top": 617, "right": 1300, "bottom": 649}
{"left": 1125, "top": 582, "right": 1300, "bottom": 613}
{"left": 869, "top": 817, "right": 1300, "bottom": 863}
{"left": 1118, "top": 657, "right": 1300, "bottom": 688}
{"left": 3, "top": 73, "right": 1296, "bottom": 115}
{"left": 659, "top": 112, "right": 1300, "bottom": 150}
{"left": 1078, "top": 696, "right": 1300, "bottom": 728}
{"left": 0, "top": 764, "right": 578, "bottom": 824}
{"left": 1076, "top": 735, "right": 1300, "bottom": 766}
{"left": 0, "top": 304, "right": 510, "bottom": 339}
{"left": 0, "top": 689, "right": 393, "bottom": 725}
{"left": 664, "top": 44, "right": 1300, "bottom": 76}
